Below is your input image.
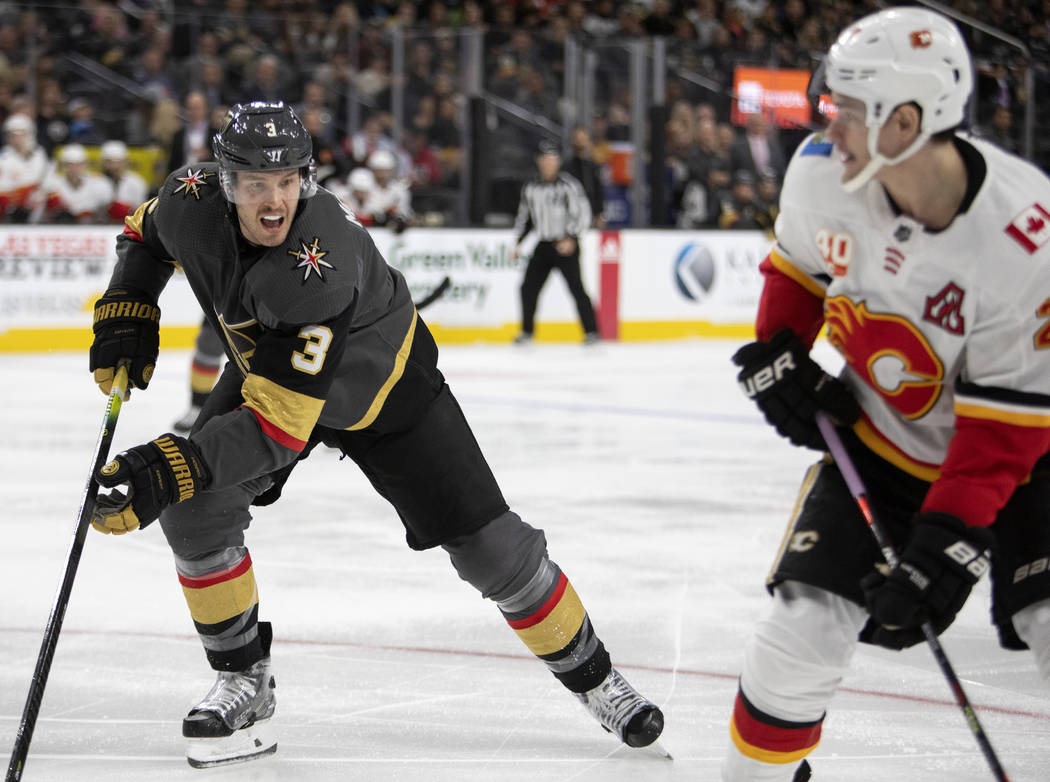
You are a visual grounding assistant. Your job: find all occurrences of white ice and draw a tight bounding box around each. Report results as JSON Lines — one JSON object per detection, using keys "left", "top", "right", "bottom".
{"left": 2, "top": 340, "right": 1048, "bottom": 781}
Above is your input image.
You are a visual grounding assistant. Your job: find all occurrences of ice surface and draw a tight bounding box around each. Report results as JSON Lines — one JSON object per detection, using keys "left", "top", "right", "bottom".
{"left": 1, "top": 340, "right": 1048, "bottom": 781}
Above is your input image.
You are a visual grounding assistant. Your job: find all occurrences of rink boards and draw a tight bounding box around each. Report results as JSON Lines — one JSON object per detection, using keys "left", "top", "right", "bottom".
{"left": 0, "top": 225, "right": 772, "bottom": 351}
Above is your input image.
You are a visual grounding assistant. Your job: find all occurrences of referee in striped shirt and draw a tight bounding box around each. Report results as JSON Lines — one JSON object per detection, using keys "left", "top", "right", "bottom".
{"left": 512, "top": 139, "right": 598, "bottom": 345}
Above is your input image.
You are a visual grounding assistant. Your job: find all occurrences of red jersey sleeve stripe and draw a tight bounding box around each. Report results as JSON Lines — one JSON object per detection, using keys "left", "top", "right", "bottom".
{"left": 121, "top": 223, "right": 143, "bottom": 242}
{"left": 245, "top": 406, "right": 308, "bottom": 452}
{"left": 755, "top": 253, "right": 826, "bottom": 347}
{"left": 922, "top": 414, "right": 1050, "bottom": 526}
{"left": 767, "top": 247, "right": 825, "bottom": 298}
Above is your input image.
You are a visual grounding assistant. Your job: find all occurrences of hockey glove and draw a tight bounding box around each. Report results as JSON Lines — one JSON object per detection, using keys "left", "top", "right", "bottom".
{"left": 92, "top": 433, "right": 211, "bottom": 534}
{"left": 732, "top": 328, "right": 860, "bottom": 450}
{"left": 89, "top": 286, "right": 161, "bottom": 394}
{"left": 860, "top": 512, "right": 994, "bottom": 650}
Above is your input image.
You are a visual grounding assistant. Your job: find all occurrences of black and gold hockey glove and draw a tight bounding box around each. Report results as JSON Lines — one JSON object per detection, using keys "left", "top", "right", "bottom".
{"left": 732, "top": 328, "right": 860, "bottom": 450}
{"left": 92, "top": 433, "right": 211, "bottom": 534}
{"left": 89, "top": 286, "right": 161, "bottom": 394}
{"left": 861, "top": 512, "right": 994, "bottom": 650}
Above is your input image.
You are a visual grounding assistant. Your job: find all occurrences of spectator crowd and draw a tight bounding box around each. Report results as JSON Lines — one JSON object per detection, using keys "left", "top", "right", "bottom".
{"left": 0, "top": 0, "right": 1045, "bottom": 227}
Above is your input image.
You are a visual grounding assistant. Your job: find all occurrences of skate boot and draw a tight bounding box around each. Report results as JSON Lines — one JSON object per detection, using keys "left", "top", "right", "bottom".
{"left": 793, "top": 759, "right": 812, "bottom": 781}
{"left": 172, "top": 405, "right": 202, "bottom": 435}
{"left": 183, "top": 655, "right": 277, "bottom": 768}
{"left": 575, "top": 668, "right": 664, "bottom": 748}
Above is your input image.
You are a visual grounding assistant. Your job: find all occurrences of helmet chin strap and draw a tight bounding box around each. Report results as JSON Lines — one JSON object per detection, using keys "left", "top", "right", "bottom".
{"left": 840, "top": 122, "right": 932, "bottom": 193}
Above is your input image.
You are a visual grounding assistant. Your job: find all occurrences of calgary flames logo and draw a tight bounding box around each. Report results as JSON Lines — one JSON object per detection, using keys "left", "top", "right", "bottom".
{"left": 910, "top": 30, "right": 933, "bottom": 48}
{"left": 825, "top": 296, "right": 944, "bottom": 419}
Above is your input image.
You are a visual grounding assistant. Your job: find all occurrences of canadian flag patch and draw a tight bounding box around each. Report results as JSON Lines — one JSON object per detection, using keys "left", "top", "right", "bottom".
{"left": 1005, "top": 203, "right": 1050, "bottom": 253}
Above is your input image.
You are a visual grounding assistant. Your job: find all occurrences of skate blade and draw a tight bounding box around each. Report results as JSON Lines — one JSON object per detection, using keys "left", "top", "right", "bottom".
{"left": 646, "top": 739, "right": 673, "bottom": 761}
{"left": 186, "top": 719, "right": 277, "bottom": 769}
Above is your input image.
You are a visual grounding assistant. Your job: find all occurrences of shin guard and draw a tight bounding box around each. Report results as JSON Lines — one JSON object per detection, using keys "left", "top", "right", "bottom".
{"left": 499, "top": 557, "right": 610, "bottom": 693}
{"left": 176, "top": 547, "right": 263, "bottom": 671}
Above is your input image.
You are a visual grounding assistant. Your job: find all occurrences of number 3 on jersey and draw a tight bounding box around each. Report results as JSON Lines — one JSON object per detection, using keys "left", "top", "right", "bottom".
{"left": 293, "top": 325, "right": 332, "bottom": 374}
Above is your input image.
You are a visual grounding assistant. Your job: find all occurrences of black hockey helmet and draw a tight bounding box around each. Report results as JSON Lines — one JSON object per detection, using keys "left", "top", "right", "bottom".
{"left": 213, "top": 101, "right": 317, "bottom": 202}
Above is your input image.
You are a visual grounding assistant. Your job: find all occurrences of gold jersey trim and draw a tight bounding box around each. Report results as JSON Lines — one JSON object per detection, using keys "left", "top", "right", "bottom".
{"left": 768, "top": 247, "right": 826, "bottom": 299}
{"left": 853, "top": 418, "right": 941, "bottom": 482}
{"left": 955, "top": 401, "right": 1050, "bottom": 428}
{"left": 345, "top": 309, "right": 419, "bottom": 431}
{"left": 242, "top": 373, "right": 325, "bottom": 444}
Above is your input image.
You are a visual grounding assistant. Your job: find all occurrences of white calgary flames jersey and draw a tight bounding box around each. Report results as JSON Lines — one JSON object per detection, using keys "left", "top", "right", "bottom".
{"left": 0, "top": 146, "right": 49, "bottom": 196}
{"left": 364, "top": 179, "right": 412, "bottom": 220}
{"left": 42, "top": 170, "right": 114, "bottom": 219}
{"left": 111, "top": 170, "right": 148, "bottom": 213}
{"left": 771, "top": 132, "right": 1050, "bottom": 479}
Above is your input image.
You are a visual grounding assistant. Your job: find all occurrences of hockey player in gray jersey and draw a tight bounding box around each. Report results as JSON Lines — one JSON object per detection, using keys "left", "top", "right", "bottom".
{"left": 86, "top": 101, "right": 662, "bottom": 768}
{"left": 724, "top": 8, "right": 1050, "bottom": 780}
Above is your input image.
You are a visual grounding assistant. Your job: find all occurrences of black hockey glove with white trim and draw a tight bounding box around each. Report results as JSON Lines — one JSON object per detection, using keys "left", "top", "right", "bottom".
{"left": 732, "top": 328, "right": 860, "bottom": 450}
{"left": 861, "top": 512, "right": 994, "bottom": 650}
{"left": 92, "top": 433, "right": 211, "bottom": 535}
{"left": 89, "top": 286, "right": 161, "bottom": 394}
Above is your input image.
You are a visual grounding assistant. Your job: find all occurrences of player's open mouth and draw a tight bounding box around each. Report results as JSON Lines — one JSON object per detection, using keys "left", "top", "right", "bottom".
{"left": 260, "top": 215, "right": 284, "bottom": 230}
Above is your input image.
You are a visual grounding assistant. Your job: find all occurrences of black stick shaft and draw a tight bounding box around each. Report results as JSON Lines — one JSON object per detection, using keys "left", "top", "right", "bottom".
{"left": 413, "top": 275, "right": 451, "bottom": 311}
{"left": 815, "top": 411, "right": 1011, "bottom": 782}
{"left": 6, "top": 367, "right": 130, "bottom": 782}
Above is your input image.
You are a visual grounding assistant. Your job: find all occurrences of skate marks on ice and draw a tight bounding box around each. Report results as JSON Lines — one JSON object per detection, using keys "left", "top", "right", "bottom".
{"left": 1, "top": 343, "right": 1050, "bottom": 780}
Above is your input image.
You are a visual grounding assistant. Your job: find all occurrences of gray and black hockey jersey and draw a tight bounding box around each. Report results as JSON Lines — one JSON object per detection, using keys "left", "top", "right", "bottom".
{"left": 111, "top": 163, "right": 418, "bottom": 490}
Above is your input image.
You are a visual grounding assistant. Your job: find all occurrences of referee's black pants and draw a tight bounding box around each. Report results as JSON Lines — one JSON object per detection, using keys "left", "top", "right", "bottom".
{"left": 519, "top": 239, "right": 597, "bottom": 336}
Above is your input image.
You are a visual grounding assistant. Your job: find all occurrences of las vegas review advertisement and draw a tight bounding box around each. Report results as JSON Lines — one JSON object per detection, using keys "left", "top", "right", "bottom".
{"left": 0, "top": 225, "right": 770, "bottom": 349}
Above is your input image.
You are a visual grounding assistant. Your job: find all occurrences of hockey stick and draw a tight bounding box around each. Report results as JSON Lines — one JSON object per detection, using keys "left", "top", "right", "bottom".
{"left": 413, "top": 275, "right": 451, "bottom": 311}
{"left": 6, "top": 365, "right": 130, "bottom": 782}
{"left": 814, "top": 411, "right": 1011, "bottom": 782}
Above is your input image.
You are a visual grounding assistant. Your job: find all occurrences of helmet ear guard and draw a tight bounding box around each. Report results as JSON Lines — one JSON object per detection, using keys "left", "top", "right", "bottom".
{"left": 213, "top": 101, "right": 318, "bottom": 202}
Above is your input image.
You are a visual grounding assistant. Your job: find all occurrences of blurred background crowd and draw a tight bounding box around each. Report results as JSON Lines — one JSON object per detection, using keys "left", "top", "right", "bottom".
{"left": 0, "top": 0, "right": 1045, "bottom": 230}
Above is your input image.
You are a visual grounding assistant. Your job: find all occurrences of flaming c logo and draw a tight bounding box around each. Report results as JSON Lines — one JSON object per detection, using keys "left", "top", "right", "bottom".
{"left": 825, "top": 296, "right": 944, "bottom": 419}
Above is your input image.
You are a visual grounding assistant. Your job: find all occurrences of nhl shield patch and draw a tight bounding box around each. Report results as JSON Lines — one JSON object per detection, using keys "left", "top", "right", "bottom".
{"left": 1005, "top": 203, "right": 1050, "bottom": 253}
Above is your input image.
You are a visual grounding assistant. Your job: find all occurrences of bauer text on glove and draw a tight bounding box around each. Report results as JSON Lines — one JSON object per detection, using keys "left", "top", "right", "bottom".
{"left": 860, "top": 512, "right": 993, "bottom": 650}
{"left": 92, "top": 433, "right": 211, "bottom": 535}
{"left": 732, "top": 327, "right": 860, "bottom": 450}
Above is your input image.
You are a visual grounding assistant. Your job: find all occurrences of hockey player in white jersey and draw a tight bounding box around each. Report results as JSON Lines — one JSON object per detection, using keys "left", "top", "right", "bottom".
{"left": 724, "top": 8, "right": 1050, "bottom": 780}
{"left": 0, "top": 113, "right": 48, "bottom": 222}
{"left": 35, "top": 143, "right": 114, "bottom": 224}
{"left": 100, "top": 140, "right": 149, "bottom": 222}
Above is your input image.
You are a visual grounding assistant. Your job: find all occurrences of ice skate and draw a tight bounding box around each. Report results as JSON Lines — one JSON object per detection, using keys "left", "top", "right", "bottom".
{"left": 576, "top": 667, "right": 664, "bottom": 748}
{"left": 172, "top": 404, "right": 202, "bottom": 435}
{"left": 183, "top": 656, "right": 277, "bottom": 768}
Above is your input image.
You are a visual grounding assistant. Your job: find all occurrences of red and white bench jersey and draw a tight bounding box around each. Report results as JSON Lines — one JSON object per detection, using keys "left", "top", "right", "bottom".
{"left": 42, "top": 170, "right": 114, "bottom": 220}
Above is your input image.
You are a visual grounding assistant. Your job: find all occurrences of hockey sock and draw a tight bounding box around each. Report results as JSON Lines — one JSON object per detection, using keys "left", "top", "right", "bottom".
{"left": 1012, "top": 598, "right": 1050, "bottom": 680}
{"left": 498, "top": 558, "right": 611, "bottom": 693}
{"left": 189, "top": 354, "right": 221, "bottom": 405}
{"left": 176, "top": 547, "right": 264, "bottom": 671}
{"left": 722, "top": 581, "right": 867, "bottom": 781}
{"left": 728, "top": 686, "right": 823, "bottom": 767}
